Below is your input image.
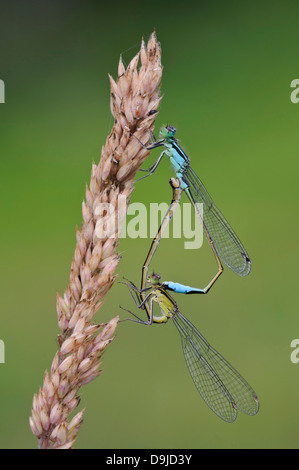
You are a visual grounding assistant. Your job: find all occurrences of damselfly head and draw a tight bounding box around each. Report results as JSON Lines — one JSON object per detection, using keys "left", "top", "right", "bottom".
{"left": 160, "top": 125, "right": 177, "bottom": 140}
{"left": 147, "top": 272, "right": 161, "bottom": 285}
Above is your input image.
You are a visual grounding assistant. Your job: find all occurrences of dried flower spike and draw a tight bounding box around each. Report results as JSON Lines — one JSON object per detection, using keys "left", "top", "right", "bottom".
{"left": 30, "top": 31, "right": 162, "bottom": 449}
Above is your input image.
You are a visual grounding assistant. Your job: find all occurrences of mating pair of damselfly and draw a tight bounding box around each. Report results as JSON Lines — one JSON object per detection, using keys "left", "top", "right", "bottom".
{"left": 121, "top": 126, "right": 259, "bottom": 423}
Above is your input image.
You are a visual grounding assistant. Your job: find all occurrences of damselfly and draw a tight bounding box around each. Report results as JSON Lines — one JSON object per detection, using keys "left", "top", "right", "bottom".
{"left": 136, "top": 126, "right": 251, "bottom": 276}
{"left": 121, "top": 272, "right": 259, "bottom": 423}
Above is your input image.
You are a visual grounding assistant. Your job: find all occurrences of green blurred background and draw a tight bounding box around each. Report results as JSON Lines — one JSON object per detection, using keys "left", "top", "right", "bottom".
{"left": 0, "top": 0, "right": 298, "bottom": 449}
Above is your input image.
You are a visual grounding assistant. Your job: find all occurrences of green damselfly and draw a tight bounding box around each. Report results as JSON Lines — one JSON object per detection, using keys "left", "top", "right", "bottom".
{"left": 121, "top": 272, "right": 259, "bottom": 423}
{"left": 136, "top": 126, "right": 251, "bottom": 276}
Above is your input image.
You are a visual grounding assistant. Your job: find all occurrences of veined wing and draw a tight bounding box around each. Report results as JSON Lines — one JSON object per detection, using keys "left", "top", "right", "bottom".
{"left": 184, "top": 166, "right": 251, "bottom": 276}
{"left": 172, "top": 310, "right": 259, "bottom": 422}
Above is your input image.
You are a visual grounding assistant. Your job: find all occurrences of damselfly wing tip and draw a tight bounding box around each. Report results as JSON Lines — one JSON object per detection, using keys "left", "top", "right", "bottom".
{"left": 241, "top": 252, "right": 251, "bottom": 263}
{"left": 238, "top": 252, "right": 251, "bottom": 276}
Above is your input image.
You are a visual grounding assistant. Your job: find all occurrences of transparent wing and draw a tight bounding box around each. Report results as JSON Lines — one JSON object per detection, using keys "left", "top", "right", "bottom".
{"left": 172, "top": 310, "right": 259, "bottom": 422}
{"left": 184, "top": 166, "right": 251, "bottom": 276}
